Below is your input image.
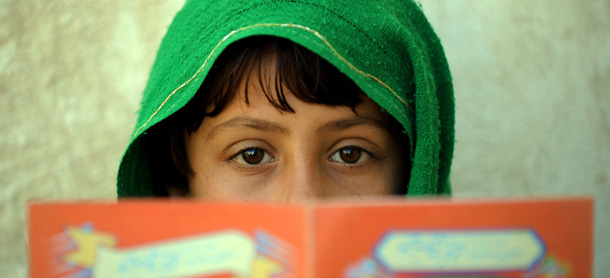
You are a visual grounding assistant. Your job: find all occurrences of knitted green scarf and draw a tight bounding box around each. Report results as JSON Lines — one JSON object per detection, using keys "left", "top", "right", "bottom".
{"left": 117, "top": 0, "right": 454, "bottom": 197}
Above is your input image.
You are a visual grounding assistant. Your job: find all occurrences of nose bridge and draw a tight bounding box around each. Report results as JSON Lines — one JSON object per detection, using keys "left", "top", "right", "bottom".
{"left": 281, "top": 149, "right": 324, "bottom": 203}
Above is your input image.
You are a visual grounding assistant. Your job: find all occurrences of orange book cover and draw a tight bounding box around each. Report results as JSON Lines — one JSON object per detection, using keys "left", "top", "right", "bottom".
{"left": 28, "top": 197, "right": 593, "bottom": 278}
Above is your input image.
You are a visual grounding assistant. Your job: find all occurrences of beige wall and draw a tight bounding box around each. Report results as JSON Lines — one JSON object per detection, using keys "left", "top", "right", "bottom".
{"left": 428, "top": 1, "right": 610, "bottom": 276}
{"left": 1, "top": 0, "right": 608, "bottom": 276}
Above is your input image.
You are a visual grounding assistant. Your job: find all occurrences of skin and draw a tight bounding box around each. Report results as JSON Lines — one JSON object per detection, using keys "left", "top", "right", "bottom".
{"left": 184, "top": 75, "right": 405, "bottom": 203}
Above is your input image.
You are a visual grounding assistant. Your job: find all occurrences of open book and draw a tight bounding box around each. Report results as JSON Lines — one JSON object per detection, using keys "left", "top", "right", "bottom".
{"left": 28, "top": 197, "right": 592, "bottom": 277}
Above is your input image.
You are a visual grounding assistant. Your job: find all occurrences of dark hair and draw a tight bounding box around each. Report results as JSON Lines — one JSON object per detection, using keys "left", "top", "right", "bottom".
{"left": 145, "top": 36, "right": 409, "bottom": 196}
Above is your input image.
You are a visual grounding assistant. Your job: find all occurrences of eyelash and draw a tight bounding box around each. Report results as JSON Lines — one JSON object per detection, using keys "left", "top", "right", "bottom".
{"left": 227, "top": 147, "right": 275, "bottom": 170}
{"left": 226, "top": 145, "right": 376, "bottom": 171}
{"left": 328, "top": 146, "right": 376, "bottom": 167}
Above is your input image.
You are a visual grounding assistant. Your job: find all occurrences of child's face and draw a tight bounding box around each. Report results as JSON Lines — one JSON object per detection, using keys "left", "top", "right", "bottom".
{"left": 184, "top": 72, "right": 405, "bottom": 203}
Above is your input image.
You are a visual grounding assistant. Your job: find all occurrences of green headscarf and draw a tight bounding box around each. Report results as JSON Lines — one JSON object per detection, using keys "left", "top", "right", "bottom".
{"left": 118, "top": 0, "right": 455, "bottom": 197}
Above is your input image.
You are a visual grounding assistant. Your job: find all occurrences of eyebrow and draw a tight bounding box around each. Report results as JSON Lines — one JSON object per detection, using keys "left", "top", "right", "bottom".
{"left": 206, "top": 115, "right": 391, "bottom": 140}
{"left": 317, "top": 116, "right": 390, "bottom": 135}
{"left": 207, "top": 116, "right": 287, "bottom": 140}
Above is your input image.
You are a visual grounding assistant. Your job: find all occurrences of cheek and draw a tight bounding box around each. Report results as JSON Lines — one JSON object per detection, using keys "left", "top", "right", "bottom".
{"left": 358, "top": 152, "right": 406, "bottom": 195}
{"left": 189, "top": 166, "right": 279, "bottom": 201}
{"left": 188, "top": 170, "right": 215, "bottom": 199}
{"left": 369, "top": 166, "right": 403, "bottom": 195}
{"left": 186, "top": 153, "right": 232, "bottom": 200}
{"left": 389, "top": 157, "right": 407, "bottom": 194}
{"left": 189, "top": 166, "right": 236, "bottom": 200}
{"left": 323, "top": 165, "right": 399, "bottom": 196}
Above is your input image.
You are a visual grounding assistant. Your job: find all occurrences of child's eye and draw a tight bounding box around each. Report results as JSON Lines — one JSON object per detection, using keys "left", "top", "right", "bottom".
{"left": 329, "top": 147, "right": 372, "bottom": 164}
{"left": 231, "top": 148, "right": 274, "bottom": 165}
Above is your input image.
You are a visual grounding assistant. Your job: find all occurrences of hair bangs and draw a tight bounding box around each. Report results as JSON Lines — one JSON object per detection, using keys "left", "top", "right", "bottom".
{"left": 192, "top": 36, "right": 364, "bottom": 131}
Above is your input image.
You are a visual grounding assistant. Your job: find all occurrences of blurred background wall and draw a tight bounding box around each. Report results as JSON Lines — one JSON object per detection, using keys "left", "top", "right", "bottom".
{"left": 1, "top": 0, "right": 608, "bottom": 276}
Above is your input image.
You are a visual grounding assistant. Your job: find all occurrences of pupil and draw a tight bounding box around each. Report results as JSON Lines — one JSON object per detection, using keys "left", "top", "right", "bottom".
{"left": 243, "top": 149, "right": 263, "bottom": 164}
{"left": 340, "top": 148, "right": 361, "bottom": 163}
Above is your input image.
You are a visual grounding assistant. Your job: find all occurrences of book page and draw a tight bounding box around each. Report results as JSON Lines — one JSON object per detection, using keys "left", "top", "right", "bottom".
{"left": 29, "top": 201, "right": 306, "bottom": 278}
{"left": 29, "top": 197, "right": 592, "bottom": 277}
{"left": 314, "top": 197, "right": 592, "bottom": 277}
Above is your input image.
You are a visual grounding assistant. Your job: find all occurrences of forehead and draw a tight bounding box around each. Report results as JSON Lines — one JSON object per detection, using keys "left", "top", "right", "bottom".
{"left": 200, "top": 80, "right": 392, "bottom": 138}
{"left": 200, "top": 36, "right": 364, "bottom": 117}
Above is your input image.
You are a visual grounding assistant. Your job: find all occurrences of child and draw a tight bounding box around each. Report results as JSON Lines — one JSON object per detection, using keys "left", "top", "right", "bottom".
{"left": 117, "top": 0, "right": 455, "bottom": 201}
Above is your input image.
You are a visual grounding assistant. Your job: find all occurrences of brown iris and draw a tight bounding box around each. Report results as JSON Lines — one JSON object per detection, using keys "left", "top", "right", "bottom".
{"left": 242, "top": 148, "right": 264, "bottom": 164}
{"left": 339, "top": 147, "right": 362, "bottom": 163}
